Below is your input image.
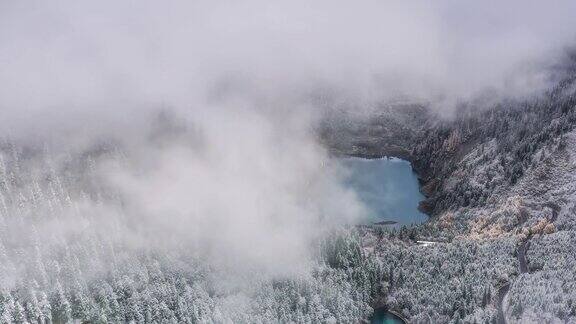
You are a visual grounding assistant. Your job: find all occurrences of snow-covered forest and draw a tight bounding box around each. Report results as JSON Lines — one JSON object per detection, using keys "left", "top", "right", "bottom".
{"left": 0, "top": 59, "right": 575, "bottom": 323}
{"left": 324, "top": 52, "right": 576, "bottom": 323}
{"left": 2, "top": 1, "right": 576, "bottom": 323}
{"left": 0, "top": 127, "right": 379, "bottom": 323}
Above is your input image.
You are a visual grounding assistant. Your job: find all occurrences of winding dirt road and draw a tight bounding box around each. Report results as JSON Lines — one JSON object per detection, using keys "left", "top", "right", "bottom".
{"left": 497, "top": 202, "right": 559, "bottom": 323}
{"left": 496, "top": 241, "right": 528, "bottom": 324}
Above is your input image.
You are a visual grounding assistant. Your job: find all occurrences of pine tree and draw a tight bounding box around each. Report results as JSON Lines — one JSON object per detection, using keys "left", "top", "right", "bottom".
{"left": 52, "top": 283, "right": 71, "bottom": 323}
{"left": 12, "top": 301, "right": 26, "bottom": 324}
{"left": 38, "top": 292, "right": 52, "bottom": 324}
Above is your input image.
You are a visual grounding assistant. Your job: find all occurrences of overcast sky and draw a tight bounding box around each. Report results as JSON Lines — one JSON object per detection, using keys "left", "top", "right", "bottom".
{"left": 1, "top": 0, "right": 575, "bottom": 132}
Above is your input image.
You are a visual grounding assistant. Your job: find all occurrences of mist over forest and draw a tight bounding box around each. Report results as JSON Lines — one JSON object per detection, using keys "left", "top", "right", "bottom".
{"left": 1, "top": 1, "right": 576, "bottom": 323}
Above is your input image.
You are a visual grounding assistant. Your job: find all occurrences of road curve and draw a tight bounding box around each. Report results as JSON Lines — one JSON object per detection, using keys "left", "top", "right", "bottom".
{"left": 496, "top": 283, "right": 510, "bottom": 324}
{"left": 498, "top": 202, "right": 559, "bottom": 323}
{"left": 497, "top": 239, "right": 531, "bottom": 324}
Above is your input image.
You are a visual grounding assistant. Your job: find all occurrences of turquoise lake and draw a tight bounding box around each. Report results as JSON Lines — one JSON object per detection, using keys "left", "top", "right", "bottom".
{"left": 370, "top": 308, "right": 405, "bottom": 324}
{"left": 342, "top": 157, "right": 427, "bottom": 226}
{"left": 343, "top": 157, "right": 425, "bottom": 323}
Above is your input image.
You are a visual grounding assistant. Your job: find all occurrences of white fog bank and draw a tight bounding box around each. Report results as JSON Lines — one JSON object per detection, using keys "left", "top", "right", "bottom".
{"left": 0, "top": 0, "right": 575, "bottom": 285}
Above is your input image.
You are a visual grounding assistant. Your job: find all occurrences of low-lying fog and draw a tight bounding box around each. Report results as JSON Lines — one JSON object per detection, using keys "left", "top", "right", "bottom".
{"left": 1, "top": 0, "right": 576, "bottom": 291}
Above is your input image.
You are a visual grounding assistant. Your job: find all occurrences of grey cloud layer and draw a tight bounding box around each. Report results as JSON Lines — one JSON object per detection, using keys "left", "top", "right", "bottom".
{"left": 1, "top": 0, "right": 575, "bottom": 128}
{"left": 0, "top": 0, "right": 575, "bottom": 280}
